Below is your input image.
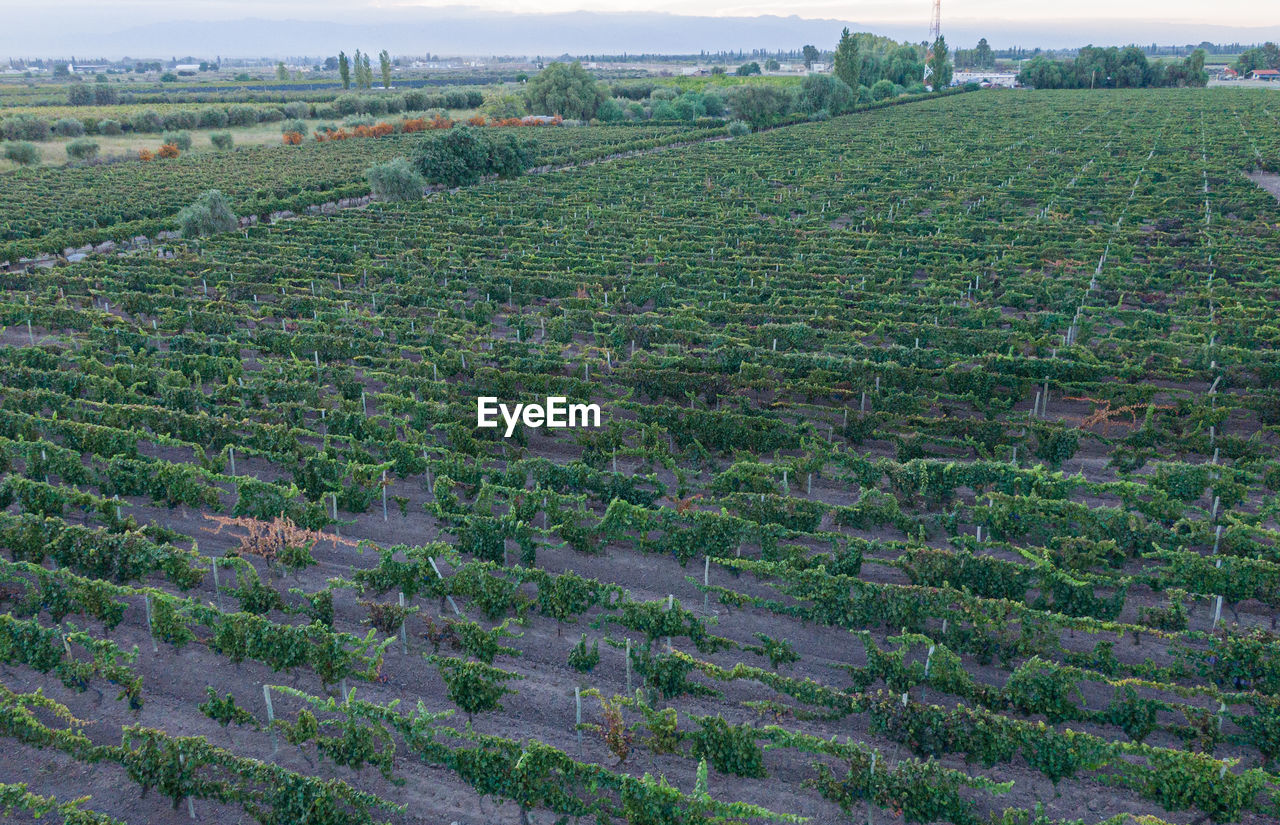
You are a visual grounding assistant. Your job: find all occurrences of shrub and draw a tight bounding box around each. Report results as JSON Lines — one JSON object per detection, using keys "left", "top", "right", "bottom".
{"left": 157, "top": 143, "right": 180, "bottom": 159}
{"left": 728, "top": 120, "right": 751, "bottom": 136}
{"left": 161, "top": 110, "right": 198, "bottom": 130}
{"left": 197, "top": 108, "right": 229, "bottom": 128}
{"left": 281, "top": 101, "right": 310, "bottom": 119}
{"left": 3, "top": 141, "right": 40, "bottom": 166}
{"left": 65, "top": 138, "right": 99, "bottom": 161}
{"left": 411, "top": 126, "right": 531, "bottom": 187}
{"left": 257, "top": 108, "right": 285, "bottom": 123}
{"left": 568, "top": 634, "right": 600, "bottom": 672}
{"left": 226, "top": 105, "right": 257, "bottom": 126}
{"left": 2, "top": 115, "right": 52, "bottom": 141}
{"left": 282, "top": 119, "right": 307, "bottom": 135}
{"left": 137, "top": 149, "right": 155, "bottom": 162}
{"left": 130, "top": 109, "right": 163, "bottom": 133}
{"left": 162, "top": 131, "right": 192, "bottom": 151}
{"left": 51, "top": 117, "right": 84, "bottom": 137}
{"left": 402, "top": 90, "right": 428, "bottom": 111}
{"left": 281, "top": 131, "right": 303, "bottom": 145}
{"left": 177, "top": 190, "right": 238, "bottom": 238}
{"left": 314, "top": 104, "right": 339, "bottom": 120}
{"left": 365, "top": 157, "right": 424, "bottom": 201}
{"left": 97, "top": 119, "right": 123, "bottom": 135}
{"left": 210, "top": 131, "right": 234, "bottom": 150}
{"left": 871, "top": 79, "right": 897, "bottom": 101}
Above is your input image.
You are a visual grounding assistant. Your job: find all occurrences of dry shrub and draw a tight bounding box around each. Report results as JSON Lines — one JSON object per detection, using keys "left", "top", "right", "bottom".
{"left": 203, "top": 514, "right": 355, "bottom": 568}
{"left": 157, "top": 143, "right": 180, "bottom": 159}
{"left": 282, "top": 131, "right": 303, "bottom": 145}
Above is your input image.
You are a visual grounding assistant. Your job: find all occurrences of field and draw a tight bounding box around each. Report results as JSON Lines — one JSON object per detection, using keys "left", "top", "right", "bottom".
{"left": 1, "top": 87, "right": 1280, "bottom": 825}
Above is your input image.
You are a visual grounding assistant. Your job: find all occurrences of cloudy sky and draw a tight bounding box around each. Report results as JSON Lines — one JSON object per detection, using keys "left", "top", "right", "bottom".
{"left": 4, "top": 2, "right": 1277, "bottom": 57}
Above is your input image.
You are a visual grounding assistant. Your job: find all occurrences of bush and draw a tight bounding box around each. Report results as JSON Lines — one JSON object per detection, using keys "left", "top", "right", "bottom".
{"left": 728, "top": 85, "right": 792, "bottom": 128}
{"left": 366, "top": 156, "right": 425, "bottom": 201}
{"left": 157, "top": 143, "right": 180, "bottom": 159}
{"left": 728, "top": 120, "right": 751, "bottom": 136}
{"left": 2, "top": 115, "right": 52, "bottom": 142}
{"left": 130, "top": 109, "right": 163, "bottom": 133}
{"left": 162, "top": 110, "right": 198, "bottom": 131}
{"left": 98, "top": 119, "right": 123, "bottom": 136}
{"left": 197, "top": 108, "right": 229, "bottom": 128}
{"left": 162, "top": 131, "right": 192, "bottom": 151}
{"left": 65, "top": 138, "right": 99, "bottom": 161}
{"left": 870, "top": 79, "right": 897, "bottom": 101}
{"left": 177, "top": 190, "right": 238, "bottom": 238}
{"left": 3, "top": 141, "right": 40, "bottom": 166}
{"left": 281, "top": 119, "right": 307, "bottom": 135}
{"left": 282, "top": 101, "right": 310, "bottom": 119}
{"left": 411, "top": 126, "right": 531, "bottom": 187}
{"left": 51, "top": 117, "right": 85, "bottom": 137}
{"left": 210, "top": 132, "right": 234, "bottom": 150}
{"left": 314, "top": 104, "right": 340, "bottom": 120}
{"left": 226, "top": 106, "right": 257, "bottom": 126}
{"left": 402, "top": 90, "right": 428, "bottom": 111}
{"left": 257, "top": 108, "right": 285, "bottom": 123}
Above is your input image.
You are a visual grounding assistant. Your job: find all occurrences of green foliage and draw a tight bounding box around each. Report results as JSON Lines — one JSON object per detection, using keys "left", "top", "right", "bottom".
{"left": 3, "top": 141, "right": 40, "bottom": 166}
{"left": 430, "top": 655, "right": 523, "bottom": 720}
{"left": 177, "top": 189, "right": 238, "bottom": 238}
{"left": 525, "top": 61, "right": 607, "bottom": 120}
{"left": 568, "top": 633, "right": 600, "bottom": 673}
{"left": 65, "top": 139, "right": 99, "bottom": 161}
{"left": 365, "top": 156, "right": 424, "bottom": 202}
{"left": 688, "top": 715, "right": 766, "bottom": 778}
{"left": 410, "top": 126, "right": 531, "bottom": 187}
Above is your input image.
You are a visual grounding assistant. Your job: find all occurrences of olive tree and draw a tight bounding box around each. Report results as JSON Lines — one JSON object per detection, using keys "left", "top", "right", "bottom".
{"left": 366, "top": 156, "right": 424, "bottom": 202}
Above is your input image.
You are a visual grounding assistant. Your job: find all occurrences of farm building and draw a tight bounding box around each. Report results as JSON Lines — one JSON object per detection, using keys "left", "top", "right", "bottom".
{"left": 1248, "top": 69, "right": 1279, "bottom": 80}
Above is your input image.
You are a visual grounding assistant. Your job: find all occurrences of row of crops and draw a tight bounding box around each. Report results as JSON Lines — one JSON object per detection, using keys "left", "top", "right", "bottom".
{"left": 0, "top": 121, "right": 727, "bottom": 262}
{"left": 1, "top": 88, "right": 1279, "bottom": 825}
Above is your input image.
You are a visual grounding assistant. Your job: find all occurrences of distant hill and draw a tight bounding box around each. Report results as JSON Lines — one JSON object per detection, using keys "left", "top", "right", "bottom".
{"left": 3, "top": 8, "right": 1278, "bottom": 59}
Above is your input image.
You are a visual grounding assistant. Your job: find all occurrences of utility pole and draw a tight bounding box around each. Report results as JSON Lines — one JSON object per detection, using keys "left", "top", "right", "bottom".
{"left": 929, "top": 0, "right": 942, "bottom": 44}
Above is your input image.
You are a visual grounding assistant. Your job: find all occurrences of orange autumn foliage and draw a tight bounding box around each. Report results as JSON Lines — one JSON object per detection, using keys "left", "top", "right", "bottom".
{"left": 282, "top": 131, "right": 303, "bottom": 145}
{"left": 401, "top": 117, "right": 428, "bottom": 133}
{"left": 137, "top": 149, "right": 155, "bottom": 161}
{"left": 157, "top": 143, "right": 180, "bottom": 159}
{"left": 467, "top": 114, "right": 487, "bottom": 126}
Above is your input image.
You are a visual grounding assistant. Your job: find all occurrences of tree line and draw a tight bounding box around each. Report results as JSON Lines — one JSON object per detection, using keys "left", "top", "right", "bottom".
{"left": 1017, "top": 46, "right": 1208, "bottom": 89}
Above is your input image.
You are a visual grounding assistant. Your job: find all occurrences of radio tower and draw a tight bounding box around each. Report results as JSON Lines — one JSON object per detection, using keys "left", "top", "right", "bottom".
{"left": 929, "top": 0, "right": 942, "bottom": 43}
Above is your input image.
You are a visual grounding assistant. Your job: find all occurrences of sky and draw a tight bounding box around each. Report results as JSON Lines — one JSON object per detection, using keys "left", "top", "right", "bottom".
{"left": 3, "top": 2, "right": 1277, "bottom": 57}
{"left": 10, "top": 1, "right": 1277, "bottom": 27}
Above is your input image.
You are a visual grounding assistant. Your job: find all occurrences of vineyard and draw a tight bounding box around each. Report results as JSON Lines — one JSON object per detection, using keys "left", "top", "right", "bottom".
{"left": 1, "top": 87, "right": 1279, "bottom": 825}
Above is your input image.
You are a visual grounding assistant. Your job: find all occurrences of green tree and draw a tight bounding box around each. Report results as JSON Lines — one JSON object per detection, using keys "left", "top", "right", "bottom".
{"left": 798, "top": 74, "right": 856, "bottom": 115}
{"left": 928, "top": 35, "right": 954, "bottom": 89}
{"left": 275, "top": 61, "right": 288, "bottom": 81}
{"left": 735, "top": 61, "right": 761, "bottom": 76}
{"left": 210, "top": 132, "right": 234, "bottom": 150}
{"left": 974, "top": 37, "right": 993, "bottom": 69}
{"left": 361, "top": 52, "right": 373, "bottom": 89}
{"left": 525, "top": 61, "right": 607, "bottom": 120}
{"left": 802, "top": 44, "right": 820, "bottom": 69}
{"left": 834, "top": 28, "right": 862, "bottom": 90}
{"left": 338, "top": 51, "right": 350, "bottom": 89}
{"left": 728, "top": 84, "right": 791, "bottom": 128}
{"left": 177, "top": 190, "right": 238, "bottom": 238}
{"left": 764, "top": 58, "right": 780, "bottom": 71}
{"left": 366, "top": 157, "right": 424, "bottom": 202}
{"left": 379, "top": 50, "right": 392, "bottom": 89}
